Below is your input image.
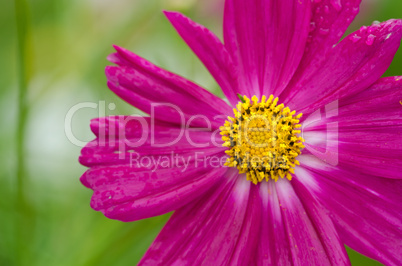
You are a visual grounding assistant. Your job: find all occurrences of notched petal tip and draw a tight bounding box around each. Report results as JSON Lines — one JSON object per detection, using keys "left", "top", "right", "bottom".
{"left": 89, "top": 117, "right": 102, "bottom": 135}
{"left": 106, "top": 52, "right": 120, "bottom": 64}
{"left": 162, "top": 10, "right": 179, "bottom": 18}
{"left": 79, "top": 170, "right": 92, "bottom": 189}
{"left": 349, "top": 19, "right": 402, "bottom": 46}
{"left": 164, "top": 10, "right": 195, "bottom": 26}
{"left": 104, "top": 65, "right": 119, "bottom": 83}
{"left": 112, "top": 44, "right": 123, "bottom": 52}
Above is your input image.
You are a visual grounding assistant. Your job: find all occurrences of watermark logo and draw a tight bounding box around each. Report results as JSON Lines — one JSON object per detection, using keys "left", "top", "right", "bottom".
{"left": 65, "top": 100, "right": 339, "bottom": 168}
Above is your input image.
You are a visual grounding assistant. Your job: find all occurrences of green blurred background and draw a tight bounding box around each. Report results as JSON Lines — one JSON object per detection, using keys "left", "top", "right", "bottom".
{"left": 1, "top": 0, "right": 401, "bottom": 265}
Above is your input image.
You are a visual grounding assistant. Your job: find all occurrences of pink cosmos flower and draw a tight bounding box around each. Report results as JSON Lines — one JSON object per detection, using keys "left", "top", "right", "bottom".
{"left": 80, "top": 0, "right": 402, "bottom": 265}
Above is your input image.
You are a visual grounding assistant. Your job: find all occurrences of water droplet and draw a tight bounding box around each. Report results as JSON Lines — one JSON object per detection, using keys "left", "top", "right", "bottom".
{"left": 318, "top": 16, "right": 324, "bottom": 23}
{"left": 324, "top": 5, "right": 330, "bottom": 14}
{"left": 309, "top": 22, "right": 316, "bottom": 32}
{"left": 319, "top": 28, "right": 330, "bottom": 35}
{"left": 350, "top": 34, "right": 361, "bottom": 43}
{"left": 368, "top": 26, "right": 377, "bottom": 34}
{"left": 366, "top": 34, "right": 376, "bottom": 45}
{"left": 330, "top": 0, "right": 342, "bottom": 11}
{"left": 372, "top": 20, "right": 380, "bottom": 25}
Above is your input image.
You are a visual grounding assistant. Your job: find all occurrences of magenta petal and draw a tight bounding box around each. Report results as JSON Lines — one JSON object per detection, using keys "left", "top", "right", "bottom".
{"left": 292, "top": 0, "right": 362, "bottom": 85}
{"left": 79, "top": 116, "right": 229, "bottom": 222}
{"left": 273, "top": 179, "right": 349, "bottom": 265}
{"left": 224, "top": 0, "right": 311, "bottom": 97}
{"left": 303, "top": 77, "right": 402, "bottom": 179}
{"left": 139, "top": 171, "right": 262, "bottom": 265}
{"left": 79, "top": 116, "right": 225, "bottom": 167}
{"left": 81, "top": 165, "right": 227, "bottom": 222}
{"left": 283, "top": 19, "right": 402, "bottom": 114}
{"left": 297, "top": 156, "right": 402, "bottom": 265}
{"left": 106, "top": 46, "right": 231, "bottom": 129}
{"left": 164, "top": 11, "right": 240, "bottom": 106}
{"left": 290, "top": 178, "right": 350, "bottom": 265}
{"left": 256, "top": 181, "right": 292, "bottom": 265}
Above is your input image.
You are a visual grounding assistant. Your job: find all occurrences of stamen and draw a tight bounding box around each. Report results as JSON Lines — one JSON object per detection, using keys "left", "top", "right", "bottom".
{"left": 220, "top": 95, "right": 305, "bottom": 184}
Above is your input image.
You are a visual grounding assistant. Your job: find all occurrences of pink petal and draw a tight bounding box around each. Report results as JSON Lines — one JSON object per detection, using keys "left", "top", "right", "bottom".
{"left": 139, "top": 171, "right": 261, "bottom": 265}
{"left": 79, "top": 116, "right": 225, "bottom": 167}
{"left": 163, "top": 11, "right": 240, "bottom": 106}
{"left": 257, "top": 181, "right": 292, "bottom": 265}
{"left": 79, "top": 116, "right": 228, "bottom": 222}
{"left": 272, "top": 179, "right": 349, "bottom": 265}
{"left": 291, "top": 0, "right": 362, "bottom": 87}
{"left": 302, "top": 77, "right": 402, "bottom": 179}
{"left": 140, "top": 174, "right": 349, "bottom": 265}
{"left": 81, "top": 164, "right": 227, "bottom": 222}
{"left": 296, "top": 156, "right": 402, "bottom": 265}
{"left": 224, "top": 0, "right": 312, "bottom": 97}
{"left": 282, "top": 19, "right": 402, "bottom": 114}
{"left": 106, "top": 46, "right": 232, "bottom": 129}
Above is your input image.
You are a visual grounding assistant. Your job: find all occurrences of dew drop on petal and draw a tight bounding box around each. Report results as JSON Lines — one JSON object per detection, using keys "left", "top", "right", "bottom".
{"left": 319, "top": 28, "right": 330, "bottom": 35}
{"left": 309, "top": 22, "right": 316, "bottom": 32}
{"left": 366, "top": 34, "right": 376, "bottom": 45}
{"left": 324, "top": 5, "right": 330, "bottom": 14}
{"left": 318, "top": 16, "right": 324, "bottom": 23}
{"left": 330, "top": 0, "right": 342, "bottom": 11}
{"left": 350, "top": 34, "right": 361, "bottom": 43}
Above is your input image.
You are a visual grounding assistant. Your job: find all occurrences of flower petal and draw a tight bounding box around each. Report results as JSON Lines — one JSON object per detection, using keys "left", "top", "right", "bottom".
{"left": 163, "top": 11, "right": 240, "bottom": 106}
{"left": 297, "top": 155, "right": 402, "bottom": 265}
{"left": 291, "top": 0, "right": 362, "bottom": 88}
{"left": 80, "top": 116, "right": 228, "bottom": 222}
{"left": 282, "top": 19, "right": 402, "bottom": 114}
{"left": 81, "top": 164, "right": 227, "bottom": 222}
{"left": 302, "top": 77, "right": 402, "bottom": 179}
{"left": 223, "top": 0, "right": 312, "bottom": 97}
{"left": 79, "top": 116, "right": 225, "bottom": 167}
{"left": 106, "top": 46, "right": 232, "bottom": 129}
{"left": 139, "top": 171, "right": 262, "bottom": 265}
{"left": 271, "top": 179, "right": 349, "bottom": 265}
{"left": 256, "top": 181, "right": 292, "bottom": 265}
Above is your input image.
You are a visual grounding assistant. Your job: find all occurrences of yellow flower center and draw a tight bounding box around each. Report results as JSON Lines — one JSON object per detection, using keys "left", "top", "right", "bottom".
{"left": 220, "top": 95, "right": 305, "bottom": 184}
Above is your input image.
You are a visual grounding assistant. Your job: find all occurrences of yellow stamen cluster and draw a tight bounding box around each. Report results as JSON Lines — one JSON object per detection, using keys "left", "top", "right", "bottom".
{"left": 220, "top": 95, "right": 305, "bottom": 184}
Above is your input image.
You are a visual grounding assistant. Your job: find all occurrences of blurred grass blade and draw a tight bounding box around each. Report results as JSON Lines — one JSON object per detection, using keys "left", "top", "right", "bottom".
{"left": 14, "top": 0, "right": 31, "bottom": 264}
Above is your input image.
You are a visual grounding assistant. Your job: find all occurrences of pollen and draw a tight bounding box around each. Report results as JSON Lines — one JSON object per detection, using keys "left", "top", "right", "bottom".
{"left": 220, "top": 95, "right": 305, "bottom": 184}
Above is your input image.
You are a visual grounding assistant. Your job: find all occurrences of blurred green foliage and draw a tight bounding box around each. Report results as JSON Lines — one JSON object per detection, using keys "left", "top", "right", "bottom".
{"left": 1, "top": 0, "right": 400, "bottom": 265}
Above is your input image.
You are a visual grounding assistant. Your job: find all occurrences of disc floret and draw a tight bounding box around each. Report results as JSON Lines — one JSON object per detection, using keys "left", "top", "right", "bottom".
{"left": 220, "top": 95, "right": 305, "bottom": 184}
